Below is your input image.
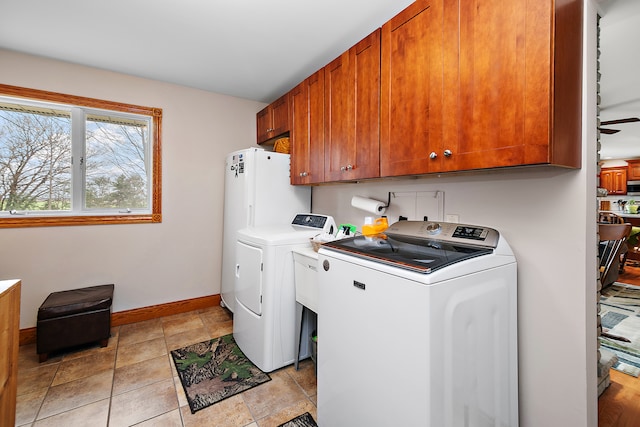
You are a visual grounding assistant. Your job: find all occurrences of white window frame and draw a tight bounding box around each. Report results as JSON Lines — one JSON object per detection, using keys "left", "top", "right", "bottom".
{"left": 0, "top": 84, "right": 162, "bottom": 228}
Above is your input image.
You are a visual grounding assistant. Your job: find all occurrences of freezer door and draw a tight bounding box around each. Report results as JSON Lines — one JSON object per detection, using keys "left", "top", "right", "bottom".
{"left": 235, "top": 241, "right": 263, "bottom": 316}
{"left": 253, "top": 151, "right": 310, "bottom": 226}
{"left": 221, "top": 149, "right": 253, "bottom": 312}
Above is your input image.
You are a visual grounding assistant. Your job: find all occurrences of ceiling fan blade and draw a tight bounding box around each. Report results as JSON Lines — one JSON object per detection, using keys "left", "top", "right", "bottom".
{"left": 601, "top": 117, "right": 640, "bottom": 125}
{"left": 599, "top": 128, "right": 621, "bottom": 134}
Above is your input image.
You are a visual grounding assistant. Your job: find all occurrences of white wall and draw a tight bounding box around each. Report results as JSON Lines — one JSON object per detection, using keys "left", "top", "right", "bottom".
{"left": 310, "top": 2, "right": 599, "bottom": 425}
{"left": 0, "top": 48, "right": 266, "bottom": 329}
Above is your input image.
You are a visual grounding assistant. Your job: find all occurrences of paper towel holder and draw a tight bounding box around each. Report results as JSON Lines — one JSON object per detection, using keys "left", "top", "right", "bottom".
{"left": 351, "top": 192, "right": 391, "bottom": 214}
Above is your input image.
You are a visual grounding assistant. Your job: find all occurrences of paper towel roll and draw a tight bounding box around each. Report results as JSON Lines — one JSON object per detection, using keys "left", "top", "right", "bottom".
{"left": 351, "top": 195, "right": 387, "bottom": 215}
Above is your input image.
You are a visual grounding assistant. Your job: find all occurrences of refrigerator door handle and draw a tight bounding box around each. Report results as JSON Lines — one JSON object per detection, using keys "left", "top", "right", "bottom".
{"left": 235, "top": 264, "right": 240, "bottom": 278}
{"left": 248, "top": 204, "right": 254, "bottom": 227}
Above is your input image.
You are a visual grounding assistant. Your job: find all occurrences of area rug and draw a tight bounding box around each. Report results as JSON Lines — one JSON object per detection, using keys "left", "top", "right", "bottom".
{"left": 278, "top": 412, "right": 318, "bottom": 427}
{"left": 600, "top": 282, "right": 640, "bottom": 376}
{"left": 170, "top": 334, "right": 271, "bottom": 413}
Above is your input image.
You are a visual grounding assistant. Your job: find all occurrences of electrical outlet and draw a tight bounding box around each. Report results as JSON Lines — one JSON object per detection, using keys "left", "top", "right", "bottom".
{"left": 445, "top": 214, "right": 460, "bottom": 223}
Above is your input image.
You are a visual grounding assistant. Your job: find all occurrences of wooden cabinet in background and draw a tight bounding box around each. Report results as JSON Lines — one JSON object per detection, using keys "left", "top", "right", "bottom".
{"left": 289, "top": 69, "right": 325, "bottom": 185}
{"left": 256, "top": 93, "right": 290, "bottom": 144}
{"left": 324, "top": 29, "right": 380, "bottom": 182}
{"left": 601, "top": 167, "right": 628, "bottom": 195}
{"left": 627, "top": 160, "right": 640, "bottom": 181}
{"left": 0, "top": 280, "right": 20, "bottom": 427}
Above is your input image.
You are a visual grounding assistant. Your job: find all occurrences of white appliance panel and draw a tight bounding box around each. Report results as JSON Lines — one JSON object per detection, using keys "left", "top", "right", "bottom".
{"left": 317, "top": 255, "right": 431, "bottom": 427}
{"left": 233, "top": 241, "right": 301, "bottom": 372}
{"left": 439, "top": 268, "right": 518, "bottom": 427}
{"left": 317, "top": 241, "right": 518, "bottom": 427}
{"left": 235, "top": 241, "right": 263, "bottom": 316}
{"left": 221, "top": 148, "right": 310, "bottom": 312}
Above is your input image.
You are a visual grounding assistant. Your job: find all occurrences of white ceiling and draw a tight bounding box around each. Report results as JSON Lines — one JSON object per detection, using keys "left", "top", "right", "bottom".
{"left": 1, "top": 0, "right": 637, "bottom": 159}
{"left": 598, "top": 0, "right": 640, "bottom": 160}
{"left": 0, "top": 0, "right": 413, "bottom": 103}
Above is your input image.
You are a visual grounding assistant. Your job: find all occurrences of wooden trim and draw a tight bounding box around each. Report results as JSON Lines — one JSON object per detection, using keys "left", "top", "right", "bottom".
{"left": 0, "top": 83, "right": 162, "bottom": 228}
{"left": 19, "top": 294, "right": 221, "bottom": 346}
{"left": 111, "top": 294, "right": 220, "bottom": 327}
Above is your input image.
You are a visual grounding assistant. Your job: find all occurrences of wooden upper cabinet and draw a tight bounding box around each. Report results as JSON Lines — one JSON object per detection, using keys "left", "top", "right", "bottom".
{"left": 290, "top": 69, "right": 325, "bottom": 185}
{"left": 381, "top": 0, "right": 582, "bottom": 177}
{"left": 256, "top": 93, "right": 290, "bottom": 144}
{"left": 324, "top": 29, "right": 380, "bottom": 182}
{"left": 628, "top": 160, "right": 640, "bottom": 181}
{"left": 444, "top": 0, "right": 582, "bottom": 171}
{"left": 380, "top": 0, "right": 445, "bottom": 177}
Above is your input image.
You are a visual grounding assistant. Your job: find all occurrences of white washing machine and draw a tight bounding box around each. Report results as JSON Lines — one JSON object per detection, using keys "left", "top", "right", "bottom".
{"left": 317, "top": 220, "right": 518, "bottom": 427}
{"left": 233, "top": 213, "right": 336, "bottom": 372}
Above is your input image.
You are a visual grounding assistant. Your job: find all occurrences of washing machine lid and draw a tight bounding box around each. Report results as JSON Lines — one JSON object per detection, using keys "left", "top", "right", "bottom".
{"left": 238, "top": 225, "right": 320, "bottom": 246}
{"left": 320, "top": 220, "right": 499, "bottom": 274}
{"left": 237, "top": 213, "right": 336, "bottom": 246}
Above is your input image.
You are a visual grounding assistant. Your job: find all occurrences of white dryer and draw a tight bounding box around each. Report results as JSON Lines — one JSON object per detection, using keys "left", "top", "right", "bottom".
{"left": 233, "top": 213, "right": 336, "bottom": 372}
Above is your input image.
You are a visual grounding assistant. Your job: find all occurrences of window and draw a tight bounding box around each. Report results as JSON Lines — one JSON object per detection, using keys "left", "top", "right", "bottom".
{"left": 0, "top": 84, "right": 161, "bottom": 228}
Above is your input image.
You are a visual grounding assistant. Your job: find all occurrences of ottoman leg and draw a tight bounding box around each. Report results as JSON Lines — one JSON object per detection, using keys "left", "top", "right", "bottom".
{"left": 100, "top": 338, "right": 109, "bottom": 348}
{"left": 39, "top": 353, "right": 48, "bottom": 363}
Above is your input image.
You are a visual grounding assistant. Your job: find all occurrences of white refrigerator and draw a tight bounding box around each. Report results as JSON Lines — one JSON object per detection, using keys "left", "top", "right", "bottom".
{"left": 221, "top": 147, "right": 311, "bottom": 312}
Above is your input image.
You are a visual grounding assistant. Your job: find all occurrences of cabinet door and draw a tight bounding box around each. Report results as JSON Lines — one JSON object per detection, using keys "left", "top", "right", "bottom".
{"left": 444, "top": 0, "right": 581, "bottom": 171}
{"left": 613, "top": 170, "right": 628, "bottom": 194}
{"left": 270, "top": 94, "right": 290, "bottom": 137}
{"left": 0, "top": 281, "right": 20, "bottom": 427}
{"left": 256, "top": 94, "right": 290, "bottom": 144}
{"left": 600, "top": 170, "right": 613, "bottom": 193}
{"left": 324, "top": 30, "right": 380, "bottom": 182}
{"left": 628, "top": 160, "right": 640, "bottom": 181}
{"left": 256, "top": 106, "right": 272, "bottom": 144}
{"left": 442, "top": 0, "right": 547, "bottom": 170}
{"left": 380, "top": 0, "right": 445, "bottom": 177}
{"left": 290, "top": 69, "right": 324, "bottom": 185}
{"left": 601, "top": 168, "right": 627, "bottom": 195}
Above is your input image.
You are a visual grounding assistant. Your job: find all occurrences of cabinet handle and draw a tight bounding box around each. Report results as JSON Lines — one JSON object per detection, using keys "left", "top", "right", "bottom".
{"left": 444, "top": 149, "right": 453, "bottom": 157}
{"left": 299, "top": 172, "right": 308, "bottom": 177}
{"left": 429, "top": 152, "right": 438, "bottom": 159}
{"left": 342, "top": 164, "right": 354, "bottom": 171}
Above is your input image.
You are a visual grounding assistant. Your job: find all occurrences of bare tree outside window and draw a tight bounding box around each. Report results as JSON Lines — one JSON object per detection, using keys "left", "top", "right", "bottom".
{"left": 0, "top": 110, "right": 72, "bottom": 211}
{"left": 85, "top": 117, "right": 149, "bottom": 210}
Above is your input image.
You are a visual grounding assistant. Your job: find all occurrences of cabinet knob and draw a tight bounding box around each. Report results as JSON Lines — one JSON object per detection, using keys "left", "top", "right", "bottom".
{"left": 444, "top": 149, "right": 453, "bottom": 157}
{"left": 429, "top": 152, "right": 438, "bottom": 159}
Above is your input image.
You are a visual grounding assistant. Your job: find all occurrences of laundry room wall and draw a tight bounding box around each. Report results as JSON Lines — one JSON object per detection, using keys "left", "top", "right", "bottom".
{"left": 0, "top": 48, "right": 265, "bottom": 329}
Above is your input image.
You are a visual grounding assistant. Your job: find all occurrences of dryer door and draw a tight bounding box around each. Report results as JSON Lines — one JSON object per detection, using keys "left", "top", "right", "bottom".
{"left": 235, "top": 241, "right": 263, "bottom": 316}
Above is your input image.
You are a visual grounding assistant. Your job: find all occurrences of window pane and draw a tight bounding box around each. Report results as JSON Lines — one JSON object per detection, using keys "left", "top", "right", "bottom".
{"left": 0, "top": 107, "right": 72, "bottom": 211}
{"left": 85, "top": 116, "right": 149, "bottom": 210}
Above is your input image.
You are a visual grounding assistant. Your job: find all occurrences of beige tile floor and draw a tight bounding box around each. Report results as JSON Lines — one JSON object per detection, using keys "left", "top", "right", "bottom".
{"left": 15, "top": 305, "right": 317, "bottom": 427}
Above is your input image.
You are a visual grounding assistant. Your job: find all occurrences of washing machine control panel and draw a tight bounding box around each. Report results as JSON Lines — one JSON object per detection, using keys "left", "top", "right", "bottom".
{"left": 385, "top": 220, "right": 499, "bottom": 249}
{"left": 291, "top": 214, "right": 336, "bottom": 234}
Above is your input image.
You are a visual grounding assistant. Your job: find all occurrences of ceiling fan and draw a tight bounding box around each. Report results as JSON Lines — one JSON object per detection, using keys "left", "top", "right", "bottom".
{"left": 599, "top": 117, "right": 640, "bottom": 134}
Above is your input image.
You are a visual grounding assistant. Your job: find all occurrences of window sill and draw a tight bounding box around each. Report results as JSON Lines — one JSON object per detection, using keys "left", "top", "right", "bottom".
{"left": 0, "top": 214, "right": 161, "bottom": 228}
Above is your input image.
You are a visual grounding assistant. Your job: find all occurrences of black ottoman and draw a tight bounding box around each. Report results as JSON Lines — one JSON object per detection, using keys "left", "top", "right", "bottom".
{"left": 37, "top": 284, "right": 114, "bottom": 362}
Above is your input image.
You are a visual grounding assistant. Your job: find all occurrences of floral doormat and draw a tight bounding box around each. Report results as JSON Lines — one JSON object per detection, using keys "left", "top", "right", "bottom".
{"left": 170, "top": 334, "right": 271, "bottom": 413}
{"left": 278, "top": 412, "right": 318, "bottom": 427}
